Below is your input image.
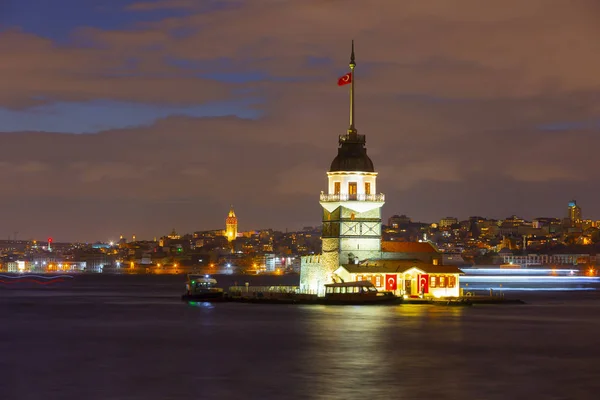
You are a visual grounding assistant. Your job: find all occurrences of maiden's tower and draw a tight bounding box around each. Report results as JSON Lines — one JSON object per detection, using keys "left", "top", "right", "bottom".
{"left": 300, "top": 42, "right": 385, "bottom": 295}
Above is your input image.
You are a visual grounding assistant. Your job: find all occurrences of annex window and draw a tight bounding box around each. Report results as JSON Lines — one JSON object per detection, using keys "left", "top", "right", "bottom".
{"left": 365, "top": 182, "right": 371, "bottom": 195}
{"left": 375, "top": 275, "right": 382, "bottom": 287}
{"left": 448, "top": 276, "right": 456, "bottom": 288}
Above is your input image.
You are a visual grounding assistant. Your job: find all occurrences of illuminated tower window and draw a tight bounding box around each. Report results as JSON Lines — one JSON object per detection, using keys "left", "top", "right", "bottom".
{"left": 334, "top": 182, "right": 341, "bottom": 194}
{"left": 348, "top": 182, "right": 357, "bottom": 198}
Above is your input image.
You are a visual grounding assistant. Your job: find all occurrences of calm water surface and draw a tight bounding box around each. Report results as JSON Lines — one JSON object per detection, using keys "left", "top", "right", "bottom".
{"left": 1, "top": 275, "right": 599, "bottom": 400}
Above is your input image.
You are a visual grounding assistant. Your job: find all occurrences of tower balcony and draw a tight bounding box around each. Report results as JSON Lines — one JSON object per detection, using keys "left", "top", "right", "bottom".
{"left": 320, "top": 193, "right": 385, "bottom": 202}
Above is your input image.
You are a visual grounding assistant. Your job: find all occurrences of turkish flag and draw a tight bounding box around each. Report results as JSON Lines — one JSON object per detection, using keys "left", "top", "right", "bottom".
{"left": 385, "top": 274, "right": 397, "bottom": 291}
{"left": 418, "top": 274, "right": 429, "bottom": 294}
{"left": 337, "top": 72, "right": 352, "bottom": 86}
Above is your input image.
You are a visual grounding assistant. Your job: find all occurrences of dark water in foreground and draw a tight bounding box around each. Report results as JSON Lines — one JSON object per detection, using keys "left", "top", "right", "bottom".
{"left": 1, "top": 275, "right": 600, "bottom": 400}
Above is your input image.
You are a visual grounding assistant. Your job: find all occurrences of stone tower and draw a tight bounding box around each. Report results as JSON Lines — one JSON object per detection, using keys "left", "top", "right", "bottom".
{"left": 301, "top": 41, "right": 385, "bottom": 295}
{"left": 225, "top": 205, "right": 238, "bottom": 242}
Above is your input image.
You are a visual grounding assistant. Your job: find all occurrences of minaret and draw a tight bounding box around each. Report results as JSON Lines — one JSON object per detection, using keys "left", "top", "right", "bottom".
{"left": 225, "top": 205, "right": 238, "bottom": 242}
{"left": 301, "top": 41, "right": 385, "bottom": 295}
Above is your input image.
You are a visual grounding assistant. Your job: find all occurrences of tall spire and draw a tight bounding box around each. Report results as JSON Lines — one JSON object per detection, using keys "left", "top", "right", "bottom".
{"left": 349, "top": 40, "right": 356, "bottom": 136}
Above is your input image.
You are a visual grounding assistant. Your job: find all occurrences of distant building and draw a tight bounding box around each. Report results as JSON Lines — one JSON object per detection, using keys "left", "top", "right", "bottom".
{"left": 439, "top": 217, "right": 458, "bottom": 228}
{"left": 225, "top": 205, "right": 238, "bottom": 242}
{"left": 388, "top": 214, "right": 411, "bottom": 228}
{"left": 167, "top": 229, "right": 181, "bottom": 240}
{"left": 568, "top": 200, "right": 582, "bottom": 226}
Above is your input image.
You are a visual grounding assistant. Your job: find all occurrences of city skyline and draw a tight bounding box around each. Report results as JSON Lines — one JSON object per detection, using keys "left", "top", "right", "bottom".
{"left": 0, "top": 198, "right": 592, "bottom": 244}
{"left": 3, "top": 1, "right": 600, "bottom": 241}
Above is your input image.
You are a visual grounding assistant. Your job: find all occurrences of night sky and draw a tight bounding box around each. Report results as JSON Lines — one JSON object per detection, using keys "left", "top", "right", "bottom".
{"left": 2, "top": 0, "right": 600, "bottom": 242}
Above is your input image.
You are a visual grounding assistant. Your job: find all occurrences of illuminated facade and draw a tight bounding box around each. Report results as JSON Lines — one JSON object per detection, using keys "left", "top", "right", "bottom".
{"left": 167, "top": 229, "right": 181, "bottom": 240}
{"left": 334, "top": 260, "right": 463, "bottom": 298}
{"left": 225, "top": 205, "right": 238, "bottom": 242}
{"left": 300, "top": 42, "right": 385, "bottom": 295}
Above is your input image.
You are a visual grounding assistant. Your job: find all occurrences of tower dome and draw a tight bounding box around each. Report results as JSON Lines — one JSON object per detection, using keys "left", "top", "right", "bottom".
{"left": 329, "top": 134, "right": 374, "bottom": 172}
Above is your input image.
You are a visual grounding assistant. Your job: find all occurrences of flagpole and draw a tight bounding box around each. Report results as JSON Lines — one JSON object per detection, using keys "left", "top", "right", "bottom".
{"left": 349, "top": 40, "right": 356, "bottom": 136}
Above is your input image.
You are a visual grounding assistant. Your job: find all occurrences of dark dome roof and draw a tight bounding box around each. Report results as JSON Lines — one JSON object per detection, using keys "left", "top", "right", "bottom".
{"left": 330, "top": 154, "right": 374, "bottom": 172}
{"left": 329, "top": 133, "right": 375, "bottom": 172}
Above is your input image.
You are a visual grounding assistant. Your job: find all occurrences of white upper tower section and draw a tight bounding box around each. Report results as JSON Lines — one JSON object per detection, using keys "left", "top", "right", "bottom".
{"left": 326, "top": 171, "right": 378, "bottom": 198}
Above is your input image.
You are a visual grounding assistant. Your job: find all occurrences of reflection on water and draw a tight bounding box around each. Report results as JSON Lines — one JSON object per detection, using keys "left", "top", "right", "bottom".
{"left": 1, "top": 275, "right": 599, "bottom": 400}
{"left": 299, "top": 305, "right": 469, "bottom": 399}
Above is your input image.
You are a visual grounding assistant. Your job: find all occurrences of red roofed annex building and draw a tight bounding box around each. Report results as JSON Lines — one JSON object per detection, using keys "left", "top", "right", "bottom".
{"left": 334, "top": 259, "right": 463, "bottom": 298}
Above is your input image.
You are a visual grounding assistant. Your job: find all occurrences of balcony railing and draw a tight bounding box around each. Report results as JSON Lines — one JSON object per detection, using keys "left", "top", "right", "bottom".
{"left": 320, "top": 193, "right": 385, "bottom": 202}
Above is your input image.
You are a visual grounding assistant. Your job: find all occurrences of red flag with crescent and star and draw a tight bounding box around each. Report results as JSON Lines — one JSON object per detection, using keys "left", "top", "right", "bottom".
{"left": 337, "top": 72, "right": 352, "bottom": 86}
{"left": 418, "top": 274, "right": 429, "bottom": 294}
{"left": 385, "top": 274, "right": 397, "bottom": 291}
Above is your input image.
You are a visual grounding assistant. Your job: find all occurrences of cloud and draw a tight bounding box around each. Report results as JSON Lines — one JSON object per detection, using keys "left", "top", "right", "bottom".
{"left": 126, "top": 0, "right": 198, "bottom": 11}
{"left": 505, "top": 164, "right": 583, "bottom": 183}
{"left": 275, "top": 163, "right": 325, "bottom": 196}
{"left": 4, "top": 0, "right": 600, "bottom": 110}
{"left": 3, "top": 0, "right": 600, "bottom": 240}
{"left": 381, "top": 160, "right": 462, "bottom": 190}
{"left": 180, "top": 165, "right": 208, "bottom": 177}
{"left": 13, "top": 161, "right": 49, "bottom": 173}
{"left": 0, "top": 29, "right": 233, "bottom": 109}
{"left": 71, "top": 162, "right": 155, "bottom": 183}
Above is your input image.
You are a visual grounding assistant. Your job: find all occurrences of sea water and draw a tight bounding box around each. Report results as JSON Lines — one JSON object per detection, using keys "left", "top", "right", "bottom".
{"left": 1, "top": 274, "right": 599, "bottom": 400}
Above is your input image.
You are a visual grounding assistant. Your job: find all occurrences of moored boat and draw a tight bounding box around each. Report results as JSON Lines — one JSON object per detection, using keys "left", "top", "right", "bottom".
{"left": 181, "top": 277, "right": 402, "bottom": 305}
{"left": 181, "top": 274, "right": 226, "bottom": 302}
{"left": 320, "top": 281, "right": 402, "bottom": 305}
{"left": 227, "top": 281, "right": 401, "bottom": 305}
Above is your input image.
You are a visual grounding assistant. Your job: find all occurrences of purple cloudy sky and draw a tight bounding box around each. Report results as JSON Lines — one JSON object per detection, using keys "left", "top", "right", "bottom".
{"left": 2, "top": 0, "right": 600, "bottom": 242}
